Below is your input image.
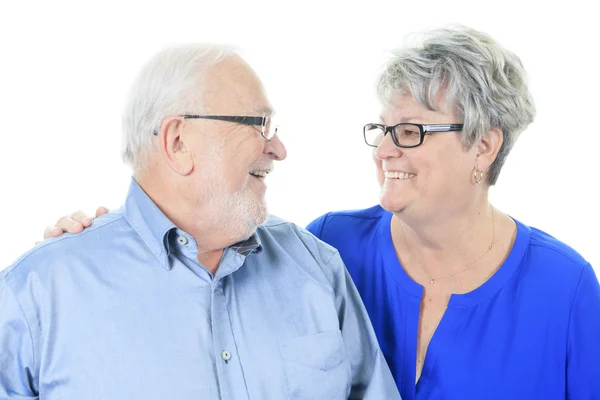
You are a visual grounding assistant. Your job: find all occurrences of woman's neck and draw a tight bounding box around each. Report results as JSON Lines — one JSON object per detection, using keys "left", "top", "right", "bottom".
{"left": 390, "top": 200, "right": 502, "bottom": 284}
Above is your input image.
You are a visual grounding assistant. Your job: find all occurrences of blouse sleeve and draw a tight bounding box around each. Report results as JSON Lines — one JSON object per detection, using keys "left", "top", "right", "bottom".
{"left": 566, "top": 263, "right": 600, "bottom": 399}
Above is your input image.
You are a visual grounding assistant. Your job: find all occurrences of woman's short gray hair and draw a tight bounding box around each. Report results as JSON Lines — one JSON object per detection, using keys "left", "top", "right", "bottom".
{"left": 377, "top": 25, "right": 536, "bottom": 185}
{"left": 121, "top": 43, "right": 236, "bottom": 170}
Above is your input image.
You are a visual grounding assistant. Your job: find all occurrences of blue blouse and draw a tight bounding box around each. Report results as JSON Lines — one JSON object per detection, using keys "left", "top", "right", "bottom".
{"left": 307, "top": 205, "right": 600, "bottom": 399}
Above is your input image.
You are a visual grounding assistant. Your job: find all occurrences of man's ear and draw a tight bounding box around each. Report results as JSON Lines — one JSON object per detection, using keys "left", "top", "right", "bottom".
{"left": 156, "top": 116, "right": 194, "bottom": 175}
{"left": 475, "top": 127, "right": 503, "bottom": 171}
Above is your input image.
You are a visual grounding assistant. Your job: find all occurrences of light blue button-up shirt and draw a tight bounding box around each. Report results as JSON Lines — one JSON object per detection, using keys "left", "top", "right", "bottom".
{"left": 0, "top": 178, "right": 399, "bottom": 399}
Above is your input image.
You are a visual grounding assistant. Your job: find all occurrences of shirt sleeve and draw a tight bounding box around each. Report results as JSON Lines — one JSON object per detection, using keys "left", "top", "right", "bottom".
{"left": 566, "top": 263, "right": 600, "bottom": 399}
{"left": 0, "top": 278, "right": 38, "bottom": 399}
{"left": 325, "top": 251, "right": 401, "bottom": 399}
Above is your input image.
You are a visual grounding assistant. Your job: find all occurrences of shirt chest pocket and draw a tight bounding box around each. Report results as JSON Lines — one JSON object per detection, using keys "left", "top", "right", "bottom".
{"left": 279, "top": 330, "right": 352, "bottom": 400}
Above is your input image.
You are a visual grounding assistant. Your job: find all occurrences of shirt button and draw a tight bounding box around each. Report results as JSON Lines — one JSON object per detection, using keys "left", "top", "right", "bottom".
{"left": 221, "top": 350, "right": 231, "bottom": 361}
{"left": 177, "top": 236, "right": 188, "bottom": 245}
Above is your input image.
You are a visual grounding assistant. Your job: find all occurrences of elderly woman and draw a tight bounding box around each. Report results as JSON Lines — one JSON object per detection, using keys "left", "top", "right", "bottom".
{"left": 306, "top": 27, "right": 600, "bottom": 399}
{"left": 42, "top": 26, "right": 599, "bottom": 399}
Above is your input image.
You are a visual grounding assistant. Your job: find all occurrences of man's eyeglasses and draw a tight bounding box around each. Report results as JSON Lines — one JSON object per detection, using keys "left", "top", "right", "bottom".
{"left": 363, "top": 123, "right": 464, "bottom": 148}
{"left": 172, "top": 115, "right": 278, "bottom": 141}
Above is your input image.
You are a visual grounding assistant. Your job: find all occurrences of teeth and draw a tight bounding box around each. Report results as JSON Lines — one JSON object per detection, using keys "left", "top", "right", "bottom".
{"left": 384, "top": 171, "right": 415, "bottom": 180}
{"left": 250, "top": 170, "right": 269, "bottom": 178}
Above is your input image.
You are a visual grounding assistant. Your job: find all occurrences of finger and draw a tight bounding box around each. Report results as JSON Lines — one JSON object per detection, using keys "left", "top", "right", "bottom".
{"left": 43, "top": 226, "right": 64, "bottom": 239}
{"left": 68, "top": 210, "right": 93, "bottom": 228}
{"left": 95, "top": 207, "right": 109, "bottom": 219}
{"left": 55, "top": 215, "right": 84, "bottom": 233}
{"left": 69, "top": 211, "right": 91, "bottom": 224}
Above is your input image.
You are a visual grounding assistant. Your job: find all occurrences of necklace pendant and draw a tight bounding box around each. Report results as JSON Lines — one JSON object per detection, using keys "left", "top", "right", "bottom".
{"left": 430, "top": 279, "right": 435, "bottom": 284}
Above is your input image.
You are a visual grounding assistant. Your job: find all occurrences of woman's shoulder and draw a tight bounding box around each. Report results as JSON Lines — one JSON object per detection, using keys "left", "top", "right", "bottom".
{"left": 513, "top": 218, "right": 594, "bottom": 292}
{"left": 517, "top": 219, "right": 590, "bottom": 269}
{"left": 306, "top": 205, "right": 388, "bottom": 240}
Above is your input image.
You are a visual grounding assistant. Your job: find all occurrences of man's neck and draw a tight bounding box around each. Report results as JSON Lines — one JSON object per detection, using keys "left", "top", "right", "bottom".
{"left": 197, "top": 249, "right": 224, "bottom": 275}
{"left": 135, "top": 172, "right": 241, "bottom": 274}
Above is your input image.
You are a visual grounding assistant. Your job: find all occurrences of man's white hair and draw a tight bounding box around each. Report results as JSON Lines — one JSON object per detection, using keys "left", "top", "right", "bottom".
{"left": 121, "top": 43, "right": 237, "bottom": 171}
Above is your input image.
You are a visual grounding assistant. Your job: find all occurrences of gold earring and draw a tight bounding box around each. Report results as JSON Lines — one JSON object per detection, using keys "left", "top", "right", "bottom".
{"left": 473, "top": 168, "right": 483, "bottom": 184}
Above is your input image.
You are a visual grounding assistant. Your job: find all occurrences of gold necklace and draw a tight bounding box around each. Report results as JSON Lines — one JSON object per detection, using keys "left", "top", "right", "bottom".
{"left": 400, "top": 207, "right": 496, "bottom": 285}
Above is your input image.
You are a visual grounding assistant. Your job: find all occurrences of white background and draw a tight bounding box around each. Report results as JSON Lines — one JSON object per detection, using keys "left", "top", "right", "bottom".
{"left": 0, "top": 0, "right": 598, "bottom": 272}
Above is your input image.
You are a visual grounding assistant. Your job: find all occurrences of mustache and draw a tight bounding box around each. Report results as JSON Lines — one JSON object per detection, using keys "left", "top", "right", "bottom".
{"left": 249, "top": 162, "right": 274, "bottom": 174}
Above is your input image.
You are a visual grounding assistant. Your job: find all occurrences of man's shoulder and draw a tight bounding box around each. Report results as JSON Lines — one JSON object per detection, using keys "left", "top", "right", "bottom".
{"left": 259, "top": 214, "right": 336, "bottom": 248}
{"left": 1, "top": 211, "right": 128, "bottom": 284}
{"left": 257, "top": 214, "right": 340, "bottom": 267}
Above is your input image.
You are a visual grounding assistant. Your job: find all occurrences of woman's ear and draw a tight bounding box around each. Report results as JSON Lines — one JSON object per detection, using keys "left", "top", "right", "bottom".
{"left": 476, "top": 127, "right": 503, "bottom": 171}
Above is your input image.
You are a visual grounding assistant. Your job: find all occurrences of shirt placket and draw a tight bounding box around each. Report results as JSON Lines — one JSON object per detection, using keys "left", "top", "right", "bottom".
{"left": 211, "top": 275, "right": 249, "bottom": 400}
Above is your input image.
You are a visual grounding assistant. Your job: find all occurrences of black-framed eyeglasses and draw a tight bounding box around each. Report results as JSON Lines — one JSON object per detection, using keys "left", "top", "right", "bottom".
{"left": 178, "top": 115, "right": 278, "bottom": 141}
{"left": 363, "top": 123, "right": 464, "bottom": 148}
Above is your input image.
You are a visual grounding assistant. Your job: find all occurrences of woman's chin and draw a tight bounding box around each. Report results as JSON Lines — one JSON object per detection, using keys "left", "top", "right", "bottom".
{"left": 379, "top": 192, "right": 407, "bottom": 214}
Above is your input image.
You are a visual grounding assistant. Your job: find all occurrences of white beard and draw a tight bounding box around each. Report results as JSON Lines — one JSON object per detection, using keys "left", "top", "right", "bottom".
{"left": 203, "top": 173, "right": 268, "bottom": 242}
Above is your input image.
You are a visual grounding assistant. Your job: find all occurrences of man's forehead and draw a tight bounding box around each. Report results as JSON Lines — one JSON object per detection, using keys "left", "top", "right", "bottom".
{"left": 206, "top": 56, "right": 260, "bottom": 89}
{"left": 203, "top": 57, "right": 273, "bottom": 114}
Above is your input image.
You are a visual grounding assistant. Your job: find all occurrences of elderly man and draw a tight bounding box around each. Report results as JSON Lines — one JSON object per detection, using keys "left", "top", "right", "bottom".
{"left": 0, "top": 45, "right": 399, "bottom": 399}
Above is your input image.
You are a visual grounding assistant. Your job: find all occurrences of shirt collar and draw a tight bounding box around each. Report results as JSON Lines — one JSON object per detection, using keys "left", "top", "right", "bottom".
{"left": 230, "top": 234, "right": 262, "bottom": 256}
{"left": 122, "top": 177, "right": 177, "bottom": 269}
